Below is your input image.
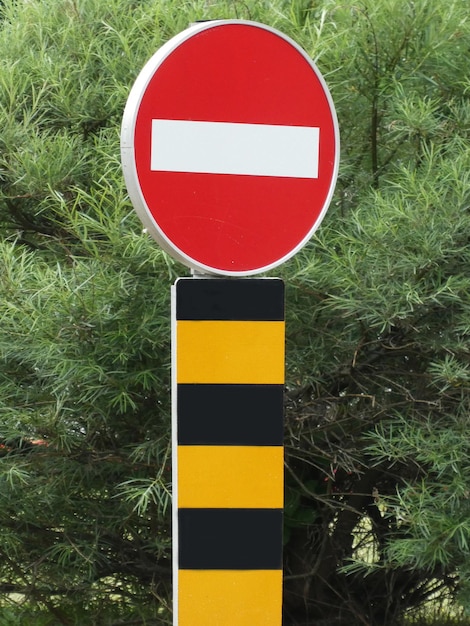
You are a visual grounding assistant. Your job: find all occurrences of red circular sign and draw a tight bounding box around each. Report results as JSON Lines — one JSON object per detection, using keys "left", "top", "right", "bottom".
{"left": 121, "top": 20, "right": 339, "bottom": 276}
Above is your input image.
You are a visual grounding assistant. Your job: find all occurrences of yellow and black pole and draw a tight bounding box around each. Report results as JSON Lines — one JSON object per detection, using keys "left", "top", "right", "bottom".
{"left": 172, "top": 277, "right": 285, "bottom": 625}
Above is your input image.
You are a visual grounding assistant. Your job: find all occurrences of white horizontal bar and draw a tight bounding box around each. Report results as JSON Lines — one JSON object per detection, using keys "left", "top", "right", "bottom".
{"left": 151, "top": 119, "right": 319, "bottom": 179}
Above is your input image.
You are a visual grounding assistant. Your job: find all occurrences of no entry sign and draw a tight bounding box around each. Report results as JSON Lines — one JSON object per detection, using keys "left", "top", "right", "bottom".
{"left": 121, "top": 20, "right": 339, "bottom": 275}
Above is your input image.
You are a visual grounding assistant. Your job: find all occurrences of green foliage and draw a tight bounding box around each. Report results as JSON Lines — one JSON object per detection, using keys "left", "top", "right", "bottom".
{"left": 0, "top": 0, "right": 470, "bottom": 624}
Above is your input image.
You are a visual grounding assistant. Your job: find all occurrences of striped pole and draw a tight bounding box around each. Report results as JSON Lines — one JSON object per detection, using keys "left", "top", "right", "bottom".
{"left": 172, "top": 277, "right": 285, "bottom": 625}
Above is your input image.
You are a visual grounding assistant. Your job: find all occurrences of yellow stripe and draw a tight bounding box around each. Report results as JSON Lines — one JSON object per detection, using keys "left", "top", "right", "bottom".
{"left": 178, "top": 569, "right": 282, "bottom": 626}
{"left": 177, "top": 445, "right": 283, "bottom": 509}
{"left": 176, "top": 320, "right": 285, "bottom": 384}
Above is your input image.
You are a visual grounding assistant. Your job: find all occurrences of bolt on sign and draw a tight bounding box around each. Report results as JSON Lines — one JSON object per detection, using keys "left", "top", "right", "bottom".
{"left": 121, "top": 19, "right": 339, "bottom": 626}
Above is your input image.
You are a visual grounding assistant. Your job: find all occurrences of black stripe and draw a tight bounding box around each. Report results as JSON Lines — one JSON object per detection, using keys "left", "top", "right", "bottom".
{"left": 178, "top": 508, "right": 283, "bottom": 570}
{"left": 177, "top": 384, "right": 283, "bottom": 445}
{"left": 175, "top": 278, "right": 284, "bottom": 321}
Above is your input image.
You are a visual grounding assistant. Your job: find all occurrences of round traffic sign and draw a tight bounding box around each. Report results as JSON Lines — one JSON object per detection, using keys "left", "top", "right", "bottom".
{"left": 121, "top": 20, "right": 339, "bottom": 276}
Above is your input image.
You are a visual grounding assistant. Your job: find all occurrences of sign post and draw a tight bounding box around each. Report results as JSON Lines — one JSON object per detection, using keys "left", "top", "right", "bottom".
{"left": 121, "top": 19, "right": 339, "bottom": 625}
{"left": 173, "top": 277, "right": 284, "bottom": 625}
